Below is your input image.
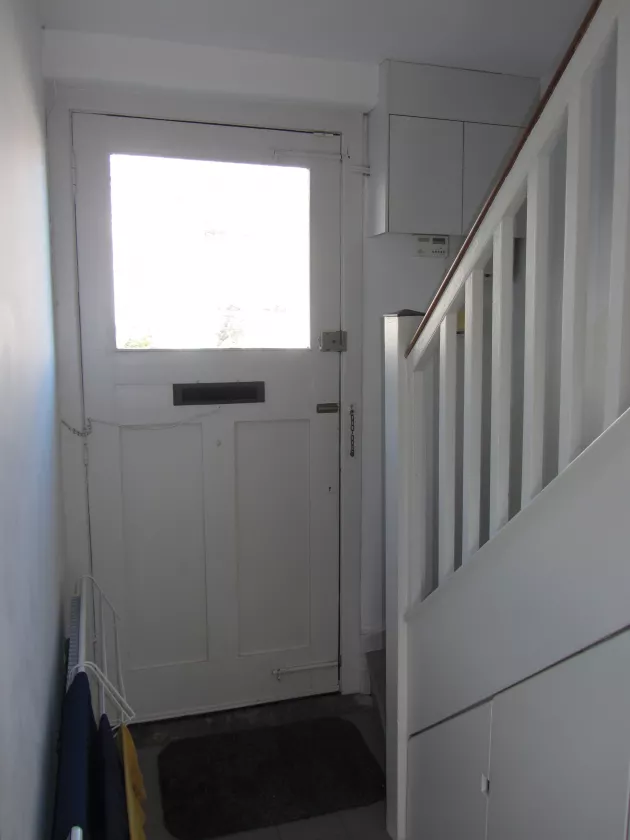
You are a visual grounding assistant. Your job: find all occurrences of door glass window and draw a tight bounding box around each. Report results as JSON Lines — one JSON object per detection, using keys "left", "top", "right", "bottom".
{"left": 109, "top": 154, "right": 311, "bottom": 349}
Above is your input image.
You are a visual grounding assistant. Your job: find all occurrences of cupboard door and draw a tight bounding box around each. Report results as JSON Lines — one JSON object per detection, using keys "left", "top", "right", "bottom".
{"left": 487, "top": 632, "right": 630, "bottom": 840}
{"left": 389, "top": 115, "right": 463, "bottom": 235}
{"left": 407, "top": 703, "right": 491, "bottom": 840}
{"left": 462, "top": 122, "right": 520, "bottom": 233}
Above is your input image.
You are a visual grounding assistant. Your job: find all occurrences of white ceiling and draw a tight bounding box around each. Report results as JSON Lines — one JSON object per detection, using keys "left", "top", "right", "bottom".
{"left": 41, "top": 0, "right": 590, "bottom": 79}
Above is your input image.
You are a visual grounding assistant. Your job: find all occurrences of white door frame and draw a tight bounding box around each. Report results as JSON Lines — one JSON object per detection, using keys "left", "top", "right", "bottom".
{"left": 47, "top": 82, "right": 365, "bottom": 696}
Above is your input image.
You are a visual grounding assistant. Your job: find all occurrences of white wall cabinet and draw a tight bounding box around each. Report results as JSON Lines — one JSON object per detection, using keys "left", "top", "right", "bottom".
{"left": 407, "top": 631, "right": 630, "bottom": 840}
{"left": 487, "top": 632, "right": 630, "bottom": 840}
{"left": 389, "top": 116, "right": 463, "bottom": 235}
{"left": 368, "top": 61, "right": 538, "bottom": 237}
{"left": 407, "top": 703, "right": 491, "bottom": 840}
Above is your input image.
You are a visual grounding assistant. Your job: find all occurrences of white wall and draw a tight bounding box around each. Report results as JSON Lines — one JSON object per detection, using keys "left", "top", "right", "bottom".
{"left": 42, "top": 29, "right": 378, "bottom": 110}
{"left": 0, "top": 0, "right": 61, "bottom": 837}
{"left": 360, "top": 233, "right": 459, "bottom": 643}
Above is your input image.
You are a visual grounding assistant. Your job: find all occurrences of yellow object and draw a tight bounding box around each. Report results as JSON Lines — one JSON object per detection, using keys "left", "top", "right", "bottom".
{"left": 118, "top": 724, "right": 147, "bottom": 840}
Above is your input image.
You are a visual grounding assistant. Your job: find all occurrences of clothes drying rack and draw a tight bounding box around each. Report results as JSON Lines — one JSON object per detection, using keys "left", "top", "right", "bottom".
{"left": 66, "top": 575, "right": 135, "bottom": 840}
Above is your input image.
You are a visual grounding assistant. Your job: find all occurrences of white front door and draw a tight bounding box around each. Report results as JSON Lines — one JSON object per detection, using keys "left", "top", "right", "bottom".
{"left": 72, "top": 113, "right": 342, "bottom": 721}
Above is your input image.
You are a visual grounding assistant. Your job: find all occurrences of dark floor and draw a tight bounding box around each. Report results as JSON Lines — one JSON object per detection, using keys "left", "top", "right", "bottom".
{"left": 132, "top": 694, "right": 388, "bottom": 840}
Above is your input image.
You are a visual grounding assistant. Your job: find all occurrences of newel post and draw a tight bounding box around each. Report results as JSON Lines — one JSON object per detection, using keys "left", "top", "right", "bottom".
{"left": 384, "top": 312, "right": 422, "bottom": 840}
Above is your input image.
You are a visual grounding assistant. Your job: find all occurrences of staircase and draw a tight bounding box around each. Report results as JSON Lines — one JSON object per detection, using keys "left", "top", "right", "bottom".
{"left": 383, "top": 1, "right": 630, "bottom": 837}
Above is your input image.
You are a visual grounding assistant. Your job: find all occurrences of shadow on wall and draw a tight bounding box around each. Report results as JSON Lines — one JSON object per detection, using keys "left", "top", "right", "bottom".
{"left": 0, "top": 0, "right": 63, "bottom": 838}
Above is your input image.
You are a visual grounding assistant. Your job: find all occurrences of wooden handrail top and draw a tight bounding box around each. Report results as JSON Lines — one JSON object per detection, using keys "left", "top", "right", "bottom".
{"left": 404, "top": 0, "right": 604, "bottom": 359}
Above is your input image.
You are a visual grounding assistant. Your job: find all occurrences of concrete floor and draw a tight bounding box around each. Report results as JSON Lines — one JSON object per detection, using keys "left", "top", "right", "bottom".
{"left": 132, "top": 694, "right": 389, "bottom": 840}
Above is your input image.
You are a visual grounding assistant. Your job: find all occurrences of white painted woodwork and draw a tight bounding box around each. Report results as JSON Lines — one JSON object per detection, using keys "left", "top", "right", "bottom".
{"left": 407, "top": 403, "right": 630, "bottom": 734}
{"left": 384, "top": 314, "right": 422, "bottom": 840}
{"left": 367, "top": 61, "right": 538, "bottom": 236}
{"left": 604, "top": 4, "right": 630, "bottom": 428}
{"left": 407, "top": 703, "right": 491, "bottom": 840}
{"left": 72, "top": 112, "right": 342, "bottom": 720}
{"left": 439, "top": 312, "right": 458, "bottom": 580}
{"left": 487, "top": 632, "right": 630, "bottom": 840}
{"left": 521, "top": 155, "right": 551, "bottom": 504}
{"left": 49, "top": 87, "right": 364, "bottom": 701}
{"left": 559, "top": 81, "right": 593, "bottom": 472}
{"left": 463, "top": 122, "right": 521, "bottom": 233}
{"left": 121, "top": 424, "right": 208, "bottom": 669}
{"left": 407, "top": 0, "right": 617, "bottom": 371}
{"left": 409, "top": 370, "right": 429, "bottom": 604}
{"left": 389, "top": 116, "right": 464, "bottom": 235}
{"left": 235, "top": 421, "right": 311, "bottom": 654}
{"left": 489, "top": 217, "right": 514, "bottom": 535}
{"left": 462, "top": 270, "right": 484, "bottom": 561}
{"left": 383, "top": 3, "right": 630, "bottom": 835}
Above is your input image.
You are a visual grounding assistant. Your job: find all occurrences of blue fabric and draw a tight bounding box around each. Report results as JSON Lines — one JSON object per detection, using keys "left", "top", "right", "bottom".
{"left": 94, "top": 714, "right": 130, "bottom": 840}
{"left": 52, "top": 672, "right": 97, "bottom": 840}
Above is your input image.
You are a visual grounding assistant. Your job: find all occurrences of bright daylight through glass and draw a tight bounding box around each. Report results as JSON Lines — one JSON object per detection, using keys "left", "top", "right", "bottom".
{"left": 109, "top": 154, "right": 311, "bottom": 349}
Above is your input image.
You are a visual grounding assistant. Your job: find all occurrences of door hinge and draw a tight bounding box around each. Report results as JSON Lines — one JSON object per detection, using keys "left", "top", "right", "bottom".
{"left": 319, "top": 330, "right": 347, "bottom": 352}
{"left": 71, "top": 149, "right": 77, "bottom": 196}
{"left": 349, "top": 404, "right": 356, "bottom": 457}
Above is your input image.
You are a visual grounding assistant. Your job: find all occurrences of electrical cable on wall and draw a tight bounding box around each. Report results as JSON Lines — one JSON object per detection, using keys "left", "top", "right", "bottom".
{"left": 61, "top": 406, "right": 222, "bottom": 437}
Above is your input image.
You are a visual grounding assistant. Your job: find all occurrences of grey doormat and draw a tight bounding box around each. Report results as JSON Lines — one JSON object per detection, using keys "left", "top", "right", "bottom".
{"left": 157, "top": 717, "right": 385, "bottom": 840}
